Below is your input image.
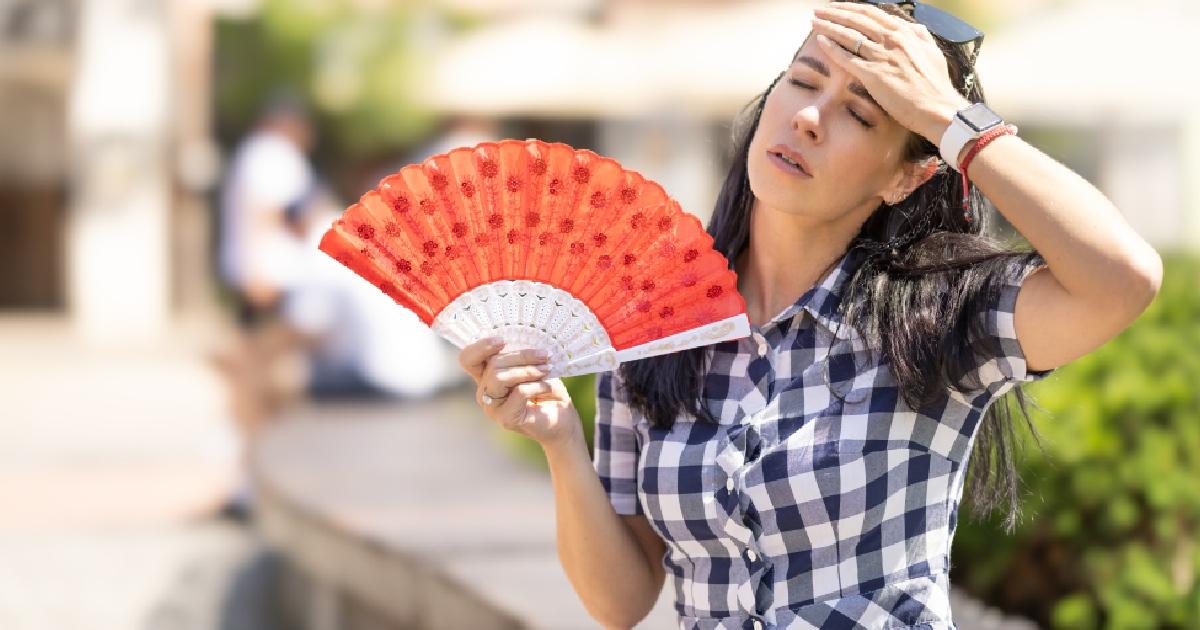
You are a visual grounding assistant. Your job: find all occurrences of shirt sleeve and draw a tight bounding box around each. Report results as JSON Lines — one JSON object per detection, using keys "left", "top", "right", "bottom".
{"left": 964, "top": 256, "right": 1059, "bottom": 391}
{"left": 592, "top": 369, "right": 643, "bottom": 516}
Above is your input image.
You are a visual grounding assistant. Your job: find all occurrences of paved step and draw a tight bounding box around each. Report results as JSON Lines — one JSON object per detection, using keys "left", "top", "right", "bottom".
{"left": 0, "top": 316, "right": 241, "bottom": 531}
{"left": 0, "top": 519, "right": 275, "bottom": 630}
{"left": 253, "top": 392, "right": 679, "bottom": 629}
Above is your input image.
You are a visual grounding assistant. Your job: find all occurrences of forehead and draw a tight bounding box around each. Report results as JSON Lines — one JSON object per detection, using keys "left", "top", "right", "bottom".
{"left": 793, "top": 32, "right": 822, "bottom": 63}
{"left": 791, "top": 33, "right": 830, "bottom": 68}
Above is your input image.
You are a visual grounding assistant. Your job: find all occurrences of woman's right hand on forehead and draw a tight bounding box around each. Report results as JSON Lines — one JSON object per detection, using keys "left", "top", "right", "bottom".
{"left": 457, "top": 338, "right": 581, "bottom": 449}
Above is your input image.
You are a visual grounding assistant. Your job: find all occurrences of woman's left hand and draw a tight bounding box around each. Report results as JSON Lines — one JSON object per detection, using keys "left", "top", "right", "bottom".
{"left": 809, "top": 3, "right": 972, "bottom": 144}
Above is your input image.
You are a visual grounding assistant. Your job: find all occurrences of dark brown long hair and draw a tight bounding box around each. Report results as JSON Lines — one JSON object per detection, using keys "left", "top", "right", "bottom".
{"left": 617, "top": 1, "right": 1048, "bottom": 533}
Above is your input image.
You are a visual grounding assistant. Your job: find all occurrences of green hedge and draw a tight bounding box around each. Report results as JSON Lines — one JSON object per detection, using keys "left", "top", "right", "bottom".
{"left": 952, "top": 252, "right": 1200, "bottom": 629}
{"left": 502, "top": 253, "right": 1200, "bottom": 629}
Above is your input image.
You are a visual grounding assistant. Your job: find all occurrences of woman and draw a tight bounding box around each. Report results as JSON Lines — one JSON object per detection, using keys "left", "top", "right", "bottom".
{"left": 458, "top": 1, "right": 1162, "bottom": 628}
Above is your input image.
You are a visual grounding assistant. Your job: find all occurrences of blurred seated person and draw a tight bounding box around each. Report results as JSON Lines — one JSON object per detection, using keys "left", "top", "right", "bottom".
{"left": 211, "top": 93, "right": 315, "bottom": 518}
{"left": 283, "top": 199, "right": 470, "bottom": 401}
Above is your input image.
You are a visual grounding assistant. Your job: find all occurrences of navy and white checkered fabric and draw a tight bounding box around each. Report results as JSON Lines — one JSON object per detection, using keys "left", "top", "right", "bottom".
{"left": 593, "top": 248, "right": 1057, "bottom": 629}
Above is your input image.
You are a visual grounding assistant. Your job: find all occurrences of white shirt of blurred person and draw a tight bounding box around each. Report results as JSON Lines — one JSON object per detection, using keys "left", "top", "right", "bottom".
{"left": 280, "top": 119, "right": 495, "bottom": 400}
{"left": 219, "top": 104, "right": 315, "bottom": 326}
{"left": 284, "top": 202, "right": 470, "bottom": 400}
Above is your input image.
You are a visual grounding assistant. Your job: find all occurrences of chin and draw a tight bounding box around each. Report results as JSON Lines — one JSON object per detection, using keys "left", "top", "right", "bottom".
{"left": 747, "top": 156, "right": 802, "bottom": 208}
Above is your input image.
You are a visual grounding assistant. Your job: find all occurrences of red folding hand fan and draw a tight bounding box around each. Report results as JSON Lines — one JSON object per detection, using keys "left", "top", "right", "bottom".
{"left": 318, "top": 138, "right": 751, "bottom": 378}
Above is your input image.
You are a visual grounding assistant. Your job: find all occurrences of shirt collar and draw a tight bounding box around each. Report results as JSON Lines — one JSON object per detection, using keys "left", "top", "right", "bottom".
{"left": 762, "top": 247, "right": 863, "bottom": 340}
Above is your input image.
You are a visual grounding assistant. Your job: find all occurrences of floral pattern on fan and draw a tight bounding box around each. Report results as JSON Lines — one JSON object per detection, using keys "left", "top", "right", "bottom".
{"left": 318, "top": 138, "right": 751, "bottom": 378}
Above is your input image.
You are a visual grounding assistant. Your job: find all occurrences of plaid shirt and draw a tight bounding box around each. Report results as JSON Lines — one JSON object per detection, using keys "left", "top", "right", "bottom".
{"left": 593, "top": 248, "right": 1057, "bottom": 629}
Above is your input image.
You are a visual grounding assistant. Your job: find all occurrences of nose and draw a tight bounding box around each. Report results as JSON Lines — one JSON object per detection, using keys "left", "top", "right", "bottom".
{"left": 792, "top": 104, "right": 822, "bottom": 143}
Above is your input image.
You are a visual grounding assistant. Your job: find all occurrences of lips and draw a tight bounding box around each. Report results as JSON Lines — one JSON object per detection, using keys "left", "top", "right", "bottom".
{"left": 768, "top": 144, "right": 811, "bottom": 177}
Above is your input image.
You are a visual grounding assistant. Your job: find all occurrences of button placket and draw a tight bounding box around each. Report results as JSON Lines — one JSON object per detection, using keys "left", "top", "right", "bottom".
{"left": 745, "top": 330, "right": 776, "bottom": 414}
{"left": 715, "top": 451, "right": 751, "bottom": 540}
{"left": 716, "top": 420, "right": 765, "bottom": 614}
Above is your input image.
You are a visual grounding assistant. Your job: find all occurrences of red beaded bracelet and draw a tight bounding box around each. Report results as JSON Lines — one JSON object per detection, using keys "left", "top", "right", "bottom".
{"left": 958, "top": 123, "right": 1017, "bottom": 211}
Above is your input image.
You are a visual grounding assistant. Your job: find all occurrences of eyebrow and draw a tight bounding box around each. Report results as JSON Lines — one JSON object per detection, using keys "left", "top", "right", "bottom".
{"left": 792, "top": 55, "right": 884, "bottom": 114}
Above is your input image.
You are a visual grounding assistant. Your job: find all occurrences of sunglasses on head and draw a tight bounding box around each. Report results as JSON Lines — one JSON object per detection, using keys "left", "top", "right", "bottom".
{"left": 846, "top": 0, "right": 985, "bottom": 67}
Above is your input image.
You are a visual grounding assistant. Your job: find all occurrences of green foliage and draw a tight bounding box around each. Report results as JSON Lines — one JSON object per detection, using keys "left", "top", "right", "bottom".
{"left": 214, "top": 1, "right": 478, "bottom": 155}
{"left": 952, "top": 252, "right": 1200, "bottom": 628}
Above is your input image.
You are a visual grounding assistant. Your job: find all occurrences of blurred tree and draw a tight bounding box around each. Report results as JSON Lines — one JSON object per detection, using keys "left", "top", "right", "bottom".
{"left": 215, "top": 0, "right": 483, "bottom": 167}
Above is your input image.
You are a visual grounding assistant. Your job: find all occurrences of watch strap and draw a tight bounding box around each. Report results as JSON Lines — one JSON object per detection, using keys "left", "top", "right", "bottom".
{"left": 939, "top": 114, "right": 978, "bottom": 173}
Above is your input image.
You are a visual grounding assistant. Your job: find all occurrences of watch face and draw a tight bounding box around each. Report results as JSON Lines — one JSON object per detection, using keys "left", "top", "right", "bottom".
{"left": 958, "top": 103, "right": 1003, "bottom": 132}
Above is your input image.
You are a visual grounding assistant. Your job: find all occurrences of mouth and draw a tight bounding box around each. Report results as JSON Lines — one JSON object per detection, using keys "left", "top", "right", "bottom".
{"left": 767, "top": 145, "right": 812, "bottom": 178}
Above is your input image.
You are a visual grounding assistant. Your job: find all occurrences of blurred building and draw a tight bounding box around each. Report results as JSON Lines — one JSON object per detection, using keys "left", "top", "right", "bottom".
{"left": 0, "top": 0, "right": 219, "bottom": 345}
{"left": 976, "top": 0, "right": 1200, "bottom": 251}
{"left": 418, "top": 0, "right": 1199, "bottom": 250}
{"left": 0, "top": 0, "right": 241, "bottom": 588}
{"left": 1, "top": 0, "right": 1195, "bottom": 338}
{"left": 0, "top": 0, "right": 75, "bottom": 312}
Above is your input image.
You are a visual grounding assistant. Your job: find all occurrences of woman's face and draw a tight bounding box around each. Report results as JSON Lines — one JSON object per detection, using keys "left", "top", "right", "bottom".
{"left": 747, "top": 34, "right": 917, "bottom": 223}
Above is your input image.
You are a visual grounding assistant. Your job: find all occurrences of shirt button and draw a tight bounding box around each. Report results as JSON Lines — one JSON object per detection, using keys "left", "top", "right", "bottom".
{"left": 752, "top": 619, "right": 763, "bottom": 630}
{"left": 725, "top": 478, "right": 735, "bottom": 491}
{"left": 751, "top": 332, "right": 768, "bottom": 357}
{"left": 746, "top": 549, "right": 757, "bottom": 562}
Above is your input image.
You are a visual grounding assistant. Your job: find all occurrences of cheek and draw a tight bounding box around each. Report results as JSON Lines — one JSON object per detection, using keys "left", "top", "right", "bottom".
{"left": 828, "top": 138, "right": 896, "bottom": 182}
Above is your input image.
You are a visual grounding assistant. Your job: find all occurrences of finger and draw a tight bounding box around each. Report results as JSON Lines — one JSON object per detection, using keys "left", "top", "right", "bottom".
{"left": 813, "top": 5, "right": 890, "bottom": 44}
{"left": 476, "top": 378, "right": 521, "bottom": 408}
{"left": 493, "top": 381, "right": 554, "bottom": 430}
{"left": 823, "top": 3, "right": 932, "bottom": 51}
{"left": 810, "top": 18, "right": 881, "bottom": 60}
{"left": 476, "top": 380, "right": 491, "bottom": 406}
{"left": 818, "top": 2, "right": 902, "bottom": 32}
{"left": 513, "top": 380, "right": 555, "bottom": 401}
{"left": 486, "top": 347, "right": 551, "bottom": 371}
{"left": 815, "top": 32, "right": 869, "bottom": 73}
{"left": 490, "top": 363, "right": 553, "bottom": 391}
{"left": 459, "top": 337, "right": 505, "bottom": 381}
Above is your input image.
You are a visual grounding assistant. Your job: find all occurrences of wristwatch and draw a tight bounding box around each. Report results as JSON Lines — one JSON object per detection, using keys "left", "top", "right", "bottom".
{"left": 939, "top": 103, "right": 1007, "bottom": 172}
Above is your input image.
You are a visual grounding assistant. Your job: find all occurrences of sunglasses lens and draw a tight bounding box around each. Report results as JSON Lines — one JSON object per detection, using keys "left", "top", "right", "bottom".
{"left": 912, "top": 3, "right": 982, "bottom": 43}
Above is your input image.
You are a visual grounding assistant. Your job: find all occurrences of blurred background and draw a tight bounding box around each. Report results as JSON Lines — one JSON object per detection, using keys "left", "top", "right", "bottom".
{"left": 1, "top": 0, "right": 1197, "bottom": 628}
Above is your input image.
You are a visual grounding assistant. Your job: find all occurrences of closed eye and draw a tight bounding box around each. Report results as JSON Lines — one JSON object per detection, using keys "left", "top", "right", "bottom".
{"left": 788, "top": 78, "right": 874, "bottom": 129}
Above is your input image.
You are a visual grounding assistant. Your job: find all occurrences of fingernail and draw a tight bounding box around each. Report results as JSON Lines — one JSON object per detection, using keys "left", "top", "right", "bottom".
{"left": 486, "top": 337, "right": 503, "bottom": 346}
{"left": 533, "top": 350, "right": 550, "bottom": 360}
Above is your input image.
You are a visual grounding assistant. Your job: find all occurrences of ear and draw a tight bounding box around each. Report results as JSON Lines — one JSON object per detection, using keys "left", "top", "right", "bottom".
{"left": 881, "top": 156, "right": 939, "bottom": 205}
